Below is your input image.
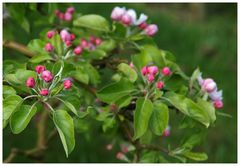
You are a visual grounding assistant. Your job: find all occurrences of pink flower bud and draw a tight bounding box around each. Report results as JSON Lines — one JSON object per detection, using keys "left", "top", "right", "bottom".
{"left": 147, "top": 74, "right": 155, "bottom": 82}
{"left": 202, "top": 78, "right": 217, "bottom": 93}
{"left": 66, "top": 7, "right": 75, "bottom": 14}
{"left": 35, "top": 65, "right": 46, "bottom": 74}
{"left": 64, "top": 79, "right": 72, "bottom": 89}
{"left": 95, "top": 38, "right": 102, "bottom": 46}
{"left": 116, "top": 152, "right": 123, "bottom": 160}
{"left": 89, "top": 35, "right": 96, "bottom": 43}
{"left": 129, "top": 62, "right": 134, "bottom": 68}
{"left": 70, "top": 34, "right": 75, "bottom": 41}
{"left": 163, "top": 126, "right": 170, "bottom": 137}
{"left": 55, "top": 10, "right": 60, "bottom": 16}
{"left": 65, "top": 40, "right": 72, "bottom": 47}
{"left": 47, "top": 30, "right": 55, "bottom": 39}
{"left": 81, "top": 39, "right": 89, "bottom": 48}
{"left": 106, "top": 144, "right": 113, "bottom": 150}
{"left": 138, "top": 22, "right": 148, "bottom": 29}
{"left": 156, "top": 81, "right": 164, "bottom": 89}
{"left": 45, "top": 43, "right": 54, "bottom": 52}
{"left": 59, "top": 12, "right": 65, "bottom": 20}
{"left": 213, "top": 100, "right": 223, "bottom": 109}
{"left": 64, "top": 12, "right": 72, "bottom": 21}
{"left": 144, "top": 24, "right": 158, "bottom": 36}
{"left": 26, "top": 77, "right": 35, "bottom": 88}
{"left": 60, "top": 29, "right": 71, "bottom": 42}
{"left": 141, "top": 66, "right": 148, "bottom": 76}
{"left": 111, "top": 7, "right": 126, "bottom": 21}
{"left": 121, "top": 146, "right": 128, "bottom": 153}
{"left": 41, "top": 70, "right": 53, "bottom": 82}
{"left": 148, "top": 66, "right": 158, "bottom": 75}
{"left": 161, "top": 67, "right": 171, "bottom": 76}
{"left": 121, "top": 14, "right": 132, "bottom": 25}
{"left": 40, "top": 89, "right": 49, "bottom": 96}
{"left": 73, "top": 46, "right": 82, "bottom": 55}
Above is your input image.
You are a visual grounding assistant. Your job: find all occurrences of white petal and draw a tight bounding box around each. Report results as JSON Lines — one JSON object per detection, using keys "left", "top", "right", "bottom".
{"left": 135, "top": 13, "right": 148, "bottom": 25}
{"left": 209, "top": 90, "right": 223, "bottom": 101}
{"left": 126, "top": 9, "right": 137, "bottom": 25}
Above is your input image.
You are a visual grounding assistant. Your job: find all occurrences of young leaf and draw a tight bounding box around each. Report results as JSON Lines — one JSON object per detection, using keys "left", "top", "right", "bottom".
{"left": 10, "top": 104, "right": 37, "bottom": 134}
{"left": 3, "top": 85, "right": 16, "bottom": 98}
{"left": 50, "top": 33, "right": 63, "bottom": 56}
{"left": 3, "top": 95, "right": 23, "bottom": 128}
{"left": 96, "top": 78, "right": 135, "bottom": 104}
{"left": 164, "top": 92, "right": 210, "bottom": 127}
{"left": 189, "top": 68, "right": 201, "bottom": 89}
{"left": 73, "top": 14, "right": 110, "bottom": 32}
{"left": 53, "top": 110, "right": 75, "bottom": 157}
{"left": 29, "top": 53, "right": 53, "bottom": 63}
{"left": 197, "top": 98, "right": 216, "bottom": 124}
{"left": 118, "top": 63, "right": 138, "bottom": 83}
{"left": 134, "top": 97, "right": 153, "bottom": 140}
{"left": 150, "top": 101, "right": 169, "bottom": 136}
{"left": 183, "top": 151, "right": 208, "bottom": 161}
{"left": 115, "top": 95, "right": 132, "bottom": 109}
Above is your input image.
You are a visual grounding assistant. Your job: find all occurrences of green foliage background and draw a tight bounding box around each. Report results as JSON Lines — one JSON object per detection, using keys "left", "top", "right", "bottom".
{"left": 3, "top": 3, "right": 237, "bottom": 163}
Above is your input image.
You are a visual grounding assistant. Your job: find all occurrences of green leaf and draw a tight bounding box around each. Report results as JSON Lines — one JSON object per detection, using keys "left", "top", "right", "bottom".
{"left": 57, "top": 97, "right": 78, "bottom": 117}
{"left": 50, "top": 33, "right": 63, "bottom": 56}
{"left": 131, "top": 52, "right": 152, "bottom": 70}
{"left": 53, "top": 110, "right": 75, "bottom": 157}
{"left": 134, "top": 97, "right": 153, "bottom": 139}
{"left": 84, "top": 63, "right": 100, "bottom": 86}
{"left": 3, "top": 85, "right": 16, "bottom": 98}
{"left": 165, "top": 92, "right": 210, "bottom": 127}
{"left": 189, "top": 68, "right": 201, "bottom": 89}
{"left": 97, "top": 39, "right": 116, "bottom": 52}
{"left": 183, "top": 151, "right": 208, "bottom": 161}
{"left": 15, "top": 69, "right": 36, "bottom": 83}
{"left": 29, "top": 54, "right": 53, "bottom": 63}
{"left": 96, "top": 78, "right": 135, "bottom": 104}
{"left": 10, "top": 104, "right": 37, "bottom": 134}
{"left": 84, "top": 49, "right": 107, "bottom": 60}
{"left": 73, "top": 14, "right": 110, "bottom": 32}
{"left": 3, "top": 95, "right": 23, "bottom": 127}
{"left": 102, "top": 117, "right": 117, "bottom": 132}
{"left": 197, "top": 98, "right": 216, "bottom": 124}
{"left": 70, "top": 65, "right": 89, "bottom": 84}
{"left": 150, "top": 101, "right": 169, "bottom": 136}
{"left": 27, "top": 39, "right": 45, "bottom": 54}
{"left": 115, "top": 95, "right": 132, "bottom": 109}
{"left": 118, "top": 63, "right": 138, "bottom": 83}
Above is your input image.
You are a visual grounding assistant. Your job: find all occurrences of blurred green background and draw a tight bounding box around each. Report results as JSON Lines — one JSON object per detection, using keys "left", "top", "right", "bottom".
{"left": 3, "top": 3, "right": 237, "bottom": 163}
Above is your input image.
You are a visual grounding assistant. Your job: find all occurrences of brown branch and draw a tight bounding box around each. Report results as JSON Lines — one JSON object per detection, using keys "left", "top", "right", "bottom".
{"left": 3, "top": 40, "right": 35, "bottom": 57}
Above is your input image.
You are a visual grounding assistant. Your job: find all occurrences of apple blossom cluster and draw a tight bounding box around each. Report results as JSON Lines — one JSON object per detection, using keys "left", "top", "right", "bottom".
{"left": 55, "top": 7, "right": 75, "bottom": 22}
{"left": 141, "top": 65, "right": 172, "bottom": 89}
{"left": 111, "top": 6, "right": 158, "bottom": 36}
{"left": 198, "top": 73, "right": 223, "bottom": 109}
{"left": 26, "top": 65, "right": 72, "bottom": 97}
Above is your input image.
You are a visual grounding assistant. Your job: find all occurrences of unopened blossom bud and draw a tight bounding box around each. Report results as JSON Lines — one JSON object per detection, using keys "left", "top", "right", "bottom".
{"left": 147, "top": 74, "right": 155, "bottom": 82}
{"left": 47, "top": 30, "right": 55, "bottom": 39}
{"left": 129, "top": 62, "right": 134, "bottom": 68}
{"left": 144, "top": 24, "right": 158, "bottom": 36}
{"left": 116, "top": 152, "right": 123, "bottom": 160}
{"left": 65, "top": 40, "right": 72, "bottom": 47}
{"left": 40, "top": 89, "right": 49, "bottom": 96}
{"left": 106, "top": 144, "right": 113, "bottom": 150}
{"left": 148, "top": 66, "right": 158, "bottom": 75}
{"left": 214, "top": 100, "right": 223, "bottom": 109}
{"left": 121, "top": 146, "right": 128, "bottom": 153}
{"left": 121, "top": 14, "right": 132, "bottom": 25}
{"left": 138, "top": 22, "right": 148, "bottom": 29}
{"left": 60, "top": 29, "right": 71, "bottom": 42}
{"left": 45, "top": 43, "right": 54, "bottom": 52}
{"left": 95, "top": 38, "right": 102, "bottom": 46}
{"left": 66, "top": 7, "right": 75, "bottom": 14}
{"left": 73, "top": 46, "right": 82, "bottom": 55}
{"left": 111, "top": 6, "right": 126, "bottom": 21}
{"left": 161, "top": 67, "right": 171, "bottom": 76}
{"left": 64, "top": 79, "right": 72, "bottom": 89}
{"left": 41, "top": 70, "right": 53, "bottom": 82}
{"left": 64, "top": 12, "right": 72, "bottom": 21}
{"left": 70, "top": 34, "right": 75, "bottom": 41}
{"left": 156, "top": 81, "right": 164, "bottom": 89}
{"left": 35, "top": 65, "right": 46, "bottom": 74}
{"left": 55, "top": 10, "right": 60, "bottom": 16}
{"left": 163, "top": 126, "right": 170, "bottom": 137}
{"left": 59, "top": 12, "right": 65, "bottom": 20}
{"left": 202, "top": 78, "right": 217, "bottom": 93}
{"left": 89, "top": 35, "right": 95, "bottom": 43}
{"left": 141, "top": 66, "right": 148, "bottom": 76}
{"left": 81, "top": 39, "right": 89, "bottom": 48}
{"left": 26, "top": 77, "right": 35, "bottom": 88}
